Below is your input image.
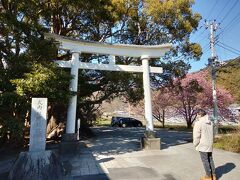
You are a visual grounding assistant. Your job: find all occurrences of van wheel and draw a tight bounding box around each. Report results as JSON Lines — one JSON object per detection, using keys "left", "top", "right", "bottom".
{"left": 137, "top": 123, "right": 142, "bottom": 127}
{"left": 122, "top": 123, "right": 126, "bottom": 128}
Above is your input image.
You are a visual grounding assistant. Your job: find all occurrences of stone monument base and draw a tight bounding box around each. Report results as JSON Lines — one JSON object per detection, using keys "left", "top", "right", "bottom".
{"left": 140, "top": 131, "right": 161, "bottom": 150}
{"left": 59, "top": 133, "right": 78, "bottom": 155}
{"left": 8, "top": 150, "right": 64, "bottom": 180}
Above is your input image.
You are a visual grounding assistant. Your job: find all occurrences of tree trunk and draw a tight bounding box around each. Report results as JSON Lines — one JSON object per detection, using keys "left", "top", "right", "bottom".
{"left": 162, "top": 109, "right": 165, "bottom": 128}
{"left": 46, "top": 116, "right": 57, "bottom": 135}
{"left": 187, "top": 119, "right": 192, "bottom": 129}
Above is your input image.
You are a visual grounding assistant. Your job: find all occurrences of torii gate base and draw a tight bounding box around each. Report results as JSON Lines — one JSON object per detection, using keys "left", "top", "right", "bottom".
{"left": 140, "top": 131, "right": 161, "bottom": 150}
{"left": 45, "top": 33, "right": 171, "bottom": 152}
{"left": 59, "top": 134, "right": 78, "bottom": 155}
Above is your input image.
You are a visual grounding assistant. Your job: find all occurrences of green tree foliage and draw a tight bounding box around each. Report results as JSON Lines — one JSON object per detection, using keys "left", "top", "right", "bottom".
{"left": 112, "top": 0, "right": 202, "bottom": 57}
{"left": 11, "top": 63, "right": 72, "bottom": 102}
{"left": 0, "top": 92, "right": 27, "bottom": 145}
{"left": 0, "top": 0, "right": 71, "bottom": 145}
{"left": 110, "top": 0, "right": 202, "bottom": 90}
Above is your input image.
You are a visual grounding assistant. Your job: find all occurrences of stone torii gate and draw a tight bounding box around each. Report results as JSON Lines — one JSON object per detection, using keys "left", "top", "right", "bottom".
{"left": 45, "top": 33, "right": 171, "bottom": 150}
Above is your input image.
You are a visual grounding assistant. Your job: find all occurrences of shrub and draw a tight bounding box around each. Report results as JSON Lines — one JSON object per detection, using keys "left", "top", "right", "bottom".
{"left": 0, "top": 117, "right": 24, "bottom": 147}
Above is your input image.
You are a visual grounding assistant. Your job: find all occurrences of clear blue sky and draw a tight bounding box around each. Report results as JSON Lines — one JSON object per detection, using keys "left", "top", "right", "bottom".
{"left": 189, "top": 0, "right": 240, "bottom": 72}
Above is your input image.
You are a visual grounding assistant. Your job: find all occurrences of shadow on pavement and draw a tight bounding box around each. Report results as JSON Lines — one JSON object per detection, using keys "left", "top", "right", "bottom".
{"left": 88, "top": 127, "right": 144, "bottom": 155}
{"left": 216, "top": 162, "right": 236, "bottom": 179}
{"left": 162, "top": 174, "right": 177, "bottom": 180}
{"left": 61, "top": 145, "right": 113, "bottom": 178}
{"left": 98, "top": 157, "right": 115, "bottom": 164}
{"left": 89, "top": 127, "right": 193, "bottom": 154}
{"left": 73, "top": 174, "right": 110, "bottom": 180}
{"left": 0, "top": 172, "right": 8, "bottom": 179}
{"left": 157, "top": 130, "right": 193, "bottom": 149}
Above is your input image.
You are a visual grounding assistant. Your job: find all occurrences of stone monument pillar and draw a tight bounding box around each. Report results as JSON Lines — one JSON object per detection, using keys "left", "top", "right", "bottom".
{"left": 9, "top": 98, "right": 64, "bottom": 180}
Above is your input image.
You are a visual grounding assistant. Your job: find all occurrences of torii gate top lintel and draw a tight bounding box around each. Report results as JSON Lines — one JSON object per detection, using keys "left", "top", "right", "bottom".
{"left": 45, "top": 33, "right": 172, "bottom": 58}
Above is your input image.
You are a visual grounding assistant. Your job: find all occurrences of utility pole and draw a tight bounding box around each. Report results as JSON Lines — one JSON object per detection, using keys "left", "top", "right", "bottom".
{"left": 205, "top": 20, "right": 219, "bottom": 133}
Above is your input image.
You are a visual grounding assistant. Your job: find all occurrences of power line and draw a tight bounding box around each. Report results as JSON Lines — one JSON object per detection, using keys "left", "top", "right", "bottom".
{"left": 191, "top": 23, "right": 208, "bottom": 42}
{"left": 201, "top": 0, "right": 240, "bottom": 41}
{"left": 215, "top": 0, "right": 232, "bottom": 20}
{"left": 192, "top": 30, "right": 208, "bottom": 43}
{"left": 223, "top": 15, "right": 240, "bottom": 35}
{"left": 199, "top": 33, "right": 209, "bottom": 43}
{"left": 207, "top": 0, "right": 219, "bottom": 19}
{"left": 192, "top": 0, "right": 220, "bottom": 42}
{"left": 219, "top": 35, "right": 227, "bottom": 60}
{"left": 201, "top": 43, "right": 210, "bottom": 54}
{"left": 216, "top": 10, "right": 240, "bottom": 37}
{"left": 216, "top": 44, "right": 240, "bottom": 56}
{"left": 218, "top": 42, "right": 240, "bottom": 54}
{"left": 219, "top": 0, "right": 239, "bottom": 24}
{"left": 191, "top": 21, "right": 210, "bottom": 43}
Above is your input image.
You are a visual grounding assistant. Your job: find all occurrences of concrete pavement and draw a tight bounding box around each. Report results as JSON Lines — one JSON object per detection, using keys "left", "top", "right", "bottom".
{"left": 63, "top": 127, "right": 240, "bottom": 180}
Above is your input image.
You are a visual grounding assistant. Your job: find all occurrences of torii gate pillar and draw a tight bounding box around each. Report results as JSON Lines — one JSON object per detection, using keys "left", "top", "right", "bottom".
{"left": 142, "top": 55, "right": 153, "bottom": 132}
{"left": 66, "top": 52, "right": 79, "bottom": 134}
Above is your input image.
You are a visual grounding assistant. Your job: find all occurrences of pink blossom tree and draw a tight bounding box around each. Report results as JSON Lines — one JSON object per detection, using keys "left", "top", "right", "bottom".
{"left": 130, "top": 88, "right": 174, "bottom": 127}
{"left": 152, "top": 88, "right": 174, "bottom": 127}
{"left": 173, "top": 70, "right": 234, "bottom": 128}
{"left": 131, "top": 70, "right": 234, "bottom": 128}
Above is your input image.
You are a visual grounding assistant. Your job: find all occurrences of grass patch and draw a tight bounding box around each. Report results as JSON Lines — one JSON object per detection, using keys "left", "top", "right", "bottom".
{"left": 94, "top": 118, "right": 111, "bottom": 126}
{"left": 155, "top": 124, "right": 192, "bottom": 132}
{"left": 94, "top": 119, "right": 192, "bottom": 131}
{"left": 218, "top": 125, "right": 238, "bottom": 134}
{"left": 214, "top": 129, "right": 240, "bottom": 153}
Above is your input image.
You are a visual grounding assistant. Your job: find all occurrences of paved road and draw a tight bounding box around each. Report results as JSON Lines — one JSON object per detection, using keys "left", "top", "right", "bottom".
{"left": 63, "top": 127, "right": 240, "bottom": 180}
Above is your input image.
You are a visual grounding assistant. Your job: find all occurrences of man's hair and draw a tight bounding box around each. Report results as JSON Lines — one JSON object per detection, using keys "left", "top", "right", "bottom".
{"left": 196, "top": 109, "right": 207, "bottom": 116}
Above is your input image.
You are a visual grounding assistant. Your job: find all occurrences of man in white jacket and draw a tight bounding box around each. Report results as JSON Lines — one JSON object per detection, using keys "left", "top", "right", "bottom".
{"left": 193, "top": 109, "right": 216, "bottom": 180}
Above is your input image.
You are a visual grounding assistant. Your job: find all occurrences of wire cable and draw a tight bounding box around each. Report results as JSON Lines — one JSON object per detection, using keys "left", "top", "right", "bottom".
{"left": 218, "top": 41, "right": 240, "bottom": 54}
{"left": 207, "top": 0, "right": 219, "bottom": 20}
{"left": 215, "top": 0, "right": 232, "bottom": 20}
{"left": 219, "top": 0, "right": 239, "bottom": 24}
{"left": 223, "top": 15, "right": 240, "bottom": 34}
{"left": 216, "top": 44, "right": 240, "bottom": 56}
{"left": 191, "top": 22, "right": 209, "bottom": 42}
{"left": 192, "top": 22, "right": 209, "bottom": 44}
{"left": 216, "top": 10, "right": 240, "bottom": 38}
{"left": 191, "top": 0, "right": 219, "bottom": 42}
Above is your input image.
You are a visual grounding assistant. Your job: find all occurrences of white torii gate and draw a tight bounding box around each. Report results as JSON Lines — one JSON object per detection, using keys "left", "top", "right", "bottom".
{"left": 45, "top": 33, "right": 171, "bottom": 136}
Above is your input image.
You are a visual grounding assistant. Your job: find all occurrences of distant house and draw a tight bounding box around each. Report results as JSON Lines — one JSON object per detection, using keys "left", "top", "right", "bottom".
{"left": 229, "top": 104, "right": 240, "bottom": 116}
